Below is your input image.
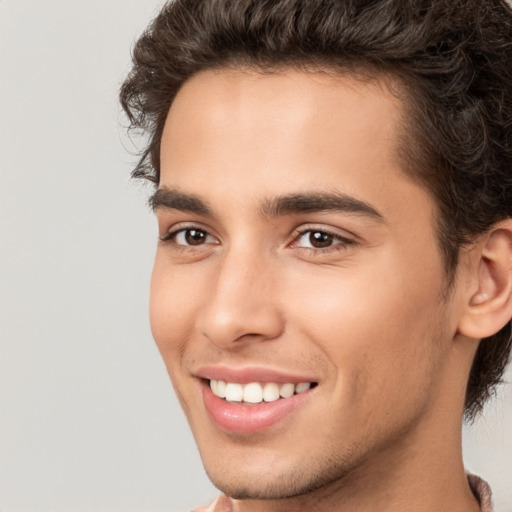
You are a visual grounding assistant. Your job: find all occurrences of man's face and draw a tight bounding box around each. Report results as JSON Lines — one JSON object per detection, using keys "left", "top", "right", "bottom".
{"left": 150, "top": 69, "right": 461, "bottom": 500}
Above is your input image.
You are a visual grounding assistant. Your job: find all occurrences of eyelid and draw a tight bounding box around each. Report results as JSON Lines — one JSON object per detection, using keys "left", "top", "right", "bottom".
{"left": 159, "top": 223, "right": 219, "bottom": 245}
{"left": 289, "top": 224, "right": 355, "bottom": 242}
{"left": 288, "top": 224, "right": 357, "bottom": 252}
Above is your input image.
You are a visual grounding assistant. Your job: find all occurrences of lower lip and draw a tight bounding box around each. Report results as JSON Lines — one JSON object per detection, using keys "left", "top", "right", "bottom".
{"left": 202, "top": 382, "right": 312, "bottom": 433}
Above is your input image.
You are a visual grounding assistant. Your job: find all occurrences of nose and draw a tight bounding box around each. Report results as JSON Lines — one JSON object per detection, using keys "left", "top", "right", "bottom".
{"left": 197, "top": 250, "right": 284, "bottom": 348}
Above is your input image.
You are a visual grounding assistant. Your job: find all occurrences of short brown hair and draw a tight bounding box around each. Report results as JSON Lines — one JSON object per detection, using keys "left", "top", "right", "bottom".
{"left": 120, "top": 0, "right": 512, "bottom": 419}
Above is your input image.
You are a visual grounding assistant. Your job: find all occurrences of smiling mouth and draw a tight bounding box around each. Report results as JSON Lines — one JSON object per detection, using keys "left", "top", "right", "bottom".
{"left": 209, "top": 379, "right": 317, "bottom": 404}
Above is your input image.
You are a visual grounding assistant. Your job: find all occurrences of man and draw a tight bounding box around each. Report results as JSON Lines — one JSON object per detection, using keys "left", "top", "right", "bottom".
{"left": 120, "top": 0, "right": 512, "bottom": 510}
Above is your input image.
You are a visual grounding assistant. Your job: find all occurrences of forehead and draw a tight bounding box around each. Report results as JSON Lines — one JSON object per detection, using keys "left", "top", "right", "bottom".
{"left": 163, "top": 68, "right": 403, "bottom": 169}
{"left": 159, "top": 68, "right": 432, "bottom": 223}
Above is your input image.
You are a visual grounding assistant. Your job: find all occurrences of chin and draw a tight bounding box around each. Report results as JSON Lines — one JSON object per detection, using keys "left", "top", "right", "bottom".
{"left": 202, "top": 448, "right": 361, "bottom": 501}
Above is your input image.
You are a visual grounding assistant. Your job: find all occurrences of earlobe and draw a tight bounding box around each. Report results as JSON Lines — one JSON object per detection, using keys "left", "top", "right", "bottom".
{"left": 458, "top": 220, "right": 512, "bottom": 339}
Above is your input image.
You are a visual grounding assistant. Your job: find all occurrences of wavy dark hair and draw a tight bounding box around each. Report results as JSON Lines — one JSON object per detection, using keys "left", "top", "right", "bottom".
{"left": 120, "top": 0, "right": 512, "bottom": 419}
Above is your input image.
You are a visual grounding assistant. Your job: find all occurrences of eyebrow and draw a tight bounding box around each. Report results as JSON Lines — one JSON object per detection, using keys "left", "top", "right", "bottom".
{"left": 150, "top": 187, "right": 384, "bottom": 222}
{"left": 260, "top": 192, "right": 385, "bottom": 221}
{"left": 150, "top": 188, "right": 212, "bottom": 215}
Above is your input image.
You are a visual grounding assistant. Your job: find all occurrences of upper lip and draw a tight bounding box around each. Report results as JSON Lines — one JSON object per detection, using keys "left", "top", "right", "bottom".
{"left": 195, "top": 365, "right": 318, "bottom": 384}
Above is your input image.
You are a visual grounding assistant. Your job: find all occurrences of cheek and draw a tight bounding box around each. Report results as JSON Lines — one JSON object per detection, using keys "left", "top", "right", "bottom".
{"left": 284, "top": 255, "right": 447, "bottom": 404}
{"left": 149, "top": 256, "right": 200, "bottom": 364}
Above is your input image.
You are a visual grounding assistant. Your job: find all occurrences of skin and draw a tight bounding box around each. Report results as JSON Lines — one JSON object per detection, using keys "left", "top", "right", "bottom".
{"left": 150, "top": 69, "right": 484, "bottom": 512}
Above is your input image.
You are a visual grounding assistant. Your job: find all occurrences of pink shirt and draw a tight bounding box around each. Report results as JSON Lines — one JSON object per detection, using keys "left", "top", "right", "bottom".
{"left": 193, "top": 475, "right": 493, "bottom": 512}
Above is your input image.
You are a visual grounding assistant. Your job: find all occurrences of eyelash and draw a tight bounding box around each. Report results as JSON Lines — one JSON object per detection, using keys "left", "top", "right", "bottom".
{"left": 160, "top": 224, "right": 356, "bottom": 256}
{"left": 159, "top": 226, "right": 215, "bottom": 246}
{"left": 289, "top": 227, "right": 356, "bottom": 254}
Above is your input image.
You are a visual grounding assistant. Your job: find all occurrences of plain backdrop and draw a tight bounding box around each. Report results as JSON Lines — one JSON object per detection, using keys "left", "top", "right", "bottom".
{"left": 1, "top": 1, "right": 511, "bottom": 511}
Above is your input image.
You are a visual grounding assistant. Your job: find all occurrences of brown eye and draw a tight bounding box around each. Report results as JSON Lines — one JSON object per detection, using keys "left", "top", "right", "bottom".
{"left": 308, "top": 231, "right": 334, "bottom": 248}
{"left": 293, "top": 229, "right": 353, "bottom": 252}
{"left": 184, "top": 229, "right": 207, "bottom": 245}
{"left": 171, "top": 228, "right": 215, "bottom": 246}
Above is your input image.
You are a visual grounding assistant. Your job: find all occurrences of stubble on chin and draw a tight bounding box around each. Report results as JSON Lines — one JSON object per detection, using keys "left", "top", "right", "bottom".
{"left": 203, "top": 445, "right": 365, "bottom": 502}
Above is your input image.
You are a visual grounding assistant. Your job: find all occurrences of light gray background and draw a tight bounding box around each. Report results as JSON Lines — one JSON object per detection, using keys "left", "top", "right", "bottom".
{"left": 1, "top": 1, "right": 511, "bottom": 511}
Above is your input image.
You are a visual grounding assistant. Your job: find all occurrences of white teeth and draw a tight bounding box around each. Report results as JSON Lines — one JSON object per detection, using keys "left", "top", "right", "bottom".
{"left": 279, "top": 383, "right": 295, "bottom": 398}
{"left": 216, "top": 380, "right": 226, "bottom": 398}
{"left": 243, "top": 382, "right": 263, "bottom": 404}
{"left": 262, "top": 382, "right": 280, "bottom": 402}
{"left": 225, "top": 382, "right": 243, "bottom": 402}
{"left": 209, "top": 379, "right": 313, "bottom": 403}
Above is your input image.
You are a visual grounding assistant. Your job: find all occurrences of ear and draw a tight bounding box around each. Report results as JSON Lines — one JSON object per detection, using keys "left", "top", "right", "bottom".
{"left": 457, "top": 220, "right": 512, "bottom": 339}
